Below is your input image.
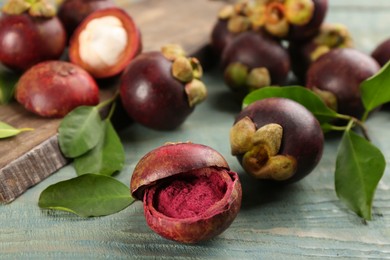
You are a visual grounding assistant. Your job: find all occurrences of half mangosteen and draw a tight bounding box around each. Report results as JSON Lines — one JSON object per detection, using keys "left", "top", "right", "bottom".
{"left": 130, "top": 142, "right": 242, "bottom": 244}
{"left": 58, "top": 0, "right": 116, "bottom": 40}
{"left": 69, "top": 7, "right": 142, "bottom": 79}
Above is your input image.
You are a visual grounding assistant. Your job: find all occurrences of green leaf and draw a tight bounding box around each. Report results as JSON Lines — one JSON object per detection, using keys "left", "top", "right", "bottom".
{"left": 0, "top": 121, "right": 33, "bottom": 138}
{"left": 242, "top": 86, "right": 339, "bottom": 124}
{"left": 360, "top": 61, "right": 390, "bottom": 114}
{"left": 58, "top": 106, "right": 105, "bottom": 158}
{"left": 38, "top": 174, "right": 134, "bottom": 217}
{"left": 0, "top": 69, "right": 19, "bottom": 105}
{"left": 335, "top": 130, "right": 386, "bottom": 220}
{"left": 74, "top": 121, "right": 125, "bottom": 176}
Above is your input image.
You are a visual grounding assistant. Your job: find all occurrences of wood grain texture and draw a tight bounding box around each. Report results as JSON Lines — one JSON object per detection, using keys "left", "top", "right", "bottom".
{"left": 0, "top": 135, "right": 67, "bottom": 202}
{"left": 1, "top": 0, "right": 390, "bottom": 258}
{"left": 0, "top": 0, "right": 225, "bottom": 203}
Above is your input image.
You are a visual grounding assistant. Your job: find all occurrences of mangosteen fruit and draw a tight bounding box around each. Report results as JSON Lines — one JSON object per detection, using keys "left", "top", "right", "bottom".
{"left": 221, "top": 30, "right": 290, "bottom": 99}
{"left": 244, "top": 0, "right": 328, "bottom": 41}
{"left": 371, "top": 38, "right": 390, "bottom": 67}
{"left": 15, "top": 60, "right": 99, "bottom": 117}
{"left": 58, "top": 0, "right": 116, "bottom": 40}
{"left": 130, "top": 142, "right": 242, "bottom": 244}
{"left": 210, "top": 2, "right": 252, "bottom": 57}
{"left": 230, "top": 97, "right": 324, "bottom": 183}
{"left": 120, "top": 44, "right": 207, "bottom": 131}
{"left": 306, "top": 48, "right": 380, "bottom": 119}
{"left": 68, "top": 7, "right": 142, "bottom": 79}
{"left": 289, "top": 23, "right": 353, "bottom": 82}
{"left": 0, "top": 0, "right": 66, "bottom": 71}
{"left": 285, "top": 0, "right": 328, "bottom": 41}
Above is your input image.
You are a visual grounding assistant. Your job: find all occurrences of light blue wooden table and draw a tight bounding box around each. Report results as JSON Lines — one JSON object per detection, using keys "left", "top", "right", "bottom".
{"left": 1, "top": 1, "right": 390, "bottom": 259}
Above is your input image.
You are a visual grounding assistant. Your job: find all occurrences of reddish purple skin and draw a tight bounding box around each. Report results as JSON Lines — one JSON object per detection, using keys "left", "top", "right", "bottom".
{"left": 287, "top": 0, "right": 328, "bottom": 41}
{"left": 371, "top": 38, "right": 390, "bottom": 67}
{"left": 68, "top": 7, "right": 142, "bottom": 79}
{"left": 221, "top": 31, "right": 290, "bottom": 86}
{"left": 15, "top": 61, "right": 99, "bottom": 118}
{"left": 120, "top": 52, "right": 194, "bottom": 131}
{"left": 0, "top": 13, "right": 66, "bottom": 71}
{"left": 130, "top": 143, "right": 242, "bottom": 244}
{"left": 306, "top": 48, "right": 380, "bottom": 119}
{"left": 58, "top": 0, "right": 115, "bottom": 40}
{"left": 131, "top": 143, "right": 230, "bottom": 200}
{"left": 210, "top": 19, "right": 238, "bottom": 58}
{"left": 288, "top": 38, "right": 322, "bottom": 83}
{"left": 235, "top": 98, "right": 324, "bottom": 184}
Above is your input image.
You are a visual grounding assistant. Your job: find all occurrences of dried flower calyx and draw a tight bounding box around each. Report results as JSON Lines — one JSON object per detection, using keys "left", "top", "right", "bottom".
{"left": 161, "top": 44, "right": 207, "bottom": 107}
{"left": 2, "top": 0, "right": 56, "bottom": 17}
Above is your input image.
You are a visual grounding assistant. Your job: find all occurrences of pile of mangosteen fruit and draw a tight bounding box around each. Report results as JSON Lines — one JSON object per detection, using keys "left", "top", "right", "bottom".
{"left": 0, "top": 0, "right": 389, "bottom": 244}
{"left": 210, "top": 0, "right": 386, "bottom": 185}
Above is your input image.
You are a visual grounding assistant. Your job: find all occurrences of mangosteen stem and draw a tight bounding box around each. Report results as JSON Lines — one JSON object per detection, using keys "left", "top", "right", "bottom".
{"left": 350, "top": 118, "right": 371, "bottom": 141}
{"left": 330, "top": 115, "right": 371, "bottom": 141}
{"left": 105, "top": 100, "right": 117, "bottom": 122}
{"left": 361, "top": 111, "right": 370, "bottom": 123}
{"left": 96, "top": 91, "right": 120, "bottom": 111}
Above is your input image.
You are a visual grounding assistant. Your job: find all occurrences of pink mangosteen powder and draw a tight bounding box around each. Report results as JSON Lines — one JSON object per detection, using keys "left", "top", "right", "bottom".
{"left": 154, "top": 168, "right": 228, "bottom": 219}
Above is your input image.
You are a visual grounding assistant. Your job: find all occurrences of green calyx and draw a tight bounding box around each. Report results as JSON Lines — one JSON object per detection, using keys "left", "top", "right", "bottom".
{"left": 230, "top": 118, "right": 297, "bottom": 181}
{"left": 225, "top": 63, "right": 271, "bottom": 93}
{"left": 2, "top": 0, "right": 56, "bottom": 17}
{"left": 161, "top": 44, "right": 207, "bottom": 107}
{"left": 284, "top": 0, "right": 314, "bottom": 26}
{"left": 315, "top": 23, "right": 353, "bottom": 48}
{"left": 224, "top": 62, "right": 249, "bottom": 90}
{"left": 310, "top": 23, "right": 354, "bottom": 62}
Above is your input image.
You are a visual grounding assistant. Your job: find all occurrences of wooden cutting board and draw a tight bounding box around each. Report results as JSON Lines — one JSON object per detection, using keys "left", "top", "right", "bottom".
{"left": 0, "top": 0, "right": 225, "bottom": 203}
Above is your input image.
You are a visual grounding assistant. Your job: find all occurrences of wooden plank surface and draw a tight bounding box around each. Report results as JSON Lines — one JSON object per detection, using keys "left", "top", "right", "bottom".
{"left": 1, "top": 0, "right": 390, "bottom": 259}
{"left": 0, "top": 0, "right": 225, "bottom": 202}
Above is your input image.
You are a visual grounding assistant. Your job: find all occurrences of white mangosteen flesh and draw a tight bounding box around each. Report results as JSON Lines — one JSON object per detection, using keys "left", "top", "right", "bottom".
{"left": 78, "top": 16, "right": 128, "bottom": 69}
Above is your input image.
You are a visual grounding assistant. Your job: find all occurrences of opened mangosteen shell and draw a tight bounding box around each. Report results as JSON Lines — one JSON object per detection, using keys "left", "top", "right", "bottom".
{"left": 131, "top": 142, "right": 233, "bottom": 200}
{"left": 58, "top": 0, "right": 116, "bottom": 39}
{"left": 130, "top": 142, "right": 242, "bottom": 244}
{"left": 69, "top": 7, "right": 142, "bottom": 78}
